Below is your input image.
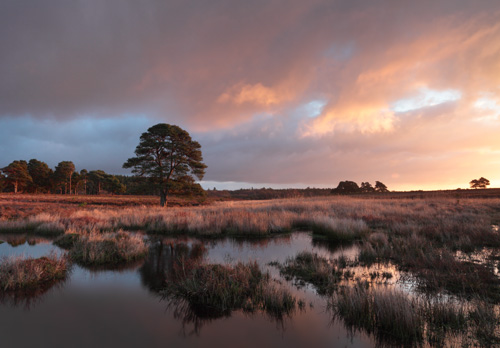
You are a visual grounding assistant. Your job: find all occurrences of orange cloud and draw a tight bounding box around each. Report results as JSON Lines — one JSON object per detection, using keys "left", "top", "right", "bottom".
{"left": 217, "top": 83, "right": 281, "bottom": 106}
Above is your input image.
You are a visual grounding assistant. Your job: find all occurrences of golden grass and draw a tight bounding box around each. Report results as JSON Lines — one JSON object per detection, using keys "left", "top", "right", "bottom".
{"left": 70, "top": 231, "right": 148, "bottom": 266}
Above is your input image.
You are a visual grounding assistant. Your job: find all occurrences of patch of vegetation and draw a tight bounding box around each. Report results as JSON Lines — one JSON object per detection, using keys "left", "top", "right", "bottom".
{"left": 359, "top": 233, "right": 500, "bottom": 302}
{"left": 0, "top": 213, "right": 65, "bottom": 236}
{"left": 70, "top": 231, "right": 148, "bottom": 266}
{"left": 162, "top": 260, "right": 297, "bottom": 319}
{"left": 53, "top": 233, "right": 80, "bottom": 249}
{"left": 330, "top": 283, "right": 424, "bottom": 346}
{"left": 469, "top": 302, "right": 500, "bottom": 346}
{"left": 274, "top": 252, "right": 347, "bottom": 295}
{"left": 0, "top": 253, "right": 69, "bottom": 291}
{"left": 330, "top": 284, "right": 500, "bottom": 347}
{"left": 309, "top": 217, "right": 369, "bottom": 243}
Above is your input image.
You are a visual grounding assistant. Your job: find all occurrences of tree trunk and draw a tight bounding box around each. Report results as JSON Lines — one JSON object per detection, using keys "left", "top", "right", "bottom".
{"left": 14, "top": 181, "right": 18, "bottom": 194}
{"left": 69, "top": 174, "right": 72, "bottom": 195}
{"left": 160, "top": 190, "right": 168, "bottom": 207}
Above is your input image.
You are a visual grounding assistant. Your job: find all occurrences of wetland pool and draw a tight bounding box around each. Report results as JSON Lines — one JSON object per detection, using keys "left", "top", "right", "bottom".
{"left": 0, "top": 232, "right": 435, "bottom": 348}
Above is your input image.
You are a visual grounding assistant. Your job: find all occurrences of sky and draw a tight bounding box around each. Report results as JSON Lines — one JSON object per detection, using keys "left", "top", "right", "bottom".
{"left": 1, "top": 0, "right": 499, "bottom": 191}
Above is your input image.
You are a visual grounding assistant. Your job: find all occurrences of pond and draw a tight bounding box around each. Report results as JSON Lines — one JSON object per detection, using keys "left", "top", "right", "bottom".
{"left": 0, "top": 232, "right": 387, "bottom": 348}
{"left": 4, "top": 230, "right": 492, "bottom": 348}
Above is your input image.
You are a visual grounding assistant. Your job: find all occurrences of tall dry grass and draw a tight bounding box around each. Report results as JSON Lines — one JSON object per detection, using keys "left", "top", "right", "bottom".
{"left": 2, "top": 196, "right": 498, "bottom": 242}
{"left": 330, "top": 283, "right": 424, "bottom": 345}
{"left": 70, "top": 231, "right": 148, "bottom": 266}
{"left": 162, "top": 259, "right": 297, "bottom": 319}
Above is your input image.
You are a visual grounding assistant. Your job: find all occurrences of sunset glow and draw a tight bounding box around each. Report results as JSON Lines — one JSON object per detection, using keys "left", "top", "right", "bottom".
{"left": 1, "top": 1, "right": 499, "bottom": 190}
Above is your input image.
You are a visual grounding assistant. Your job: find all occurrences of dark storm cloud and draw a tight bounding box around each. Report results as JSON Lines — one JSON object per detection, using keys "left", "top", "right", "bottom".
{"left": 0, "top": 115, "right": 152, "bottom": 173}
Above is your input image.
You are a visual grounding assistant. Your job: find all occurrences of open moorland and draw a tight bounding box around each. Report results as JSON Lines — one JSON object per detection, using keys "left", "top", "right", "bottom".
{"left": 1, "top": 191, "right": 500, "bottom": 347}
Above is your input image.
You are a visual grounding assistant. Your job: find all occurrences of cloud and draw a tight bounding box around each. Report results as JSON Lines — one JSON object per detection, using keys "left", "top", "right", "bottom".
{"left": 217, "top": 83, "right": 282, "bottom": 106}
{"left": 0, "top": 115, "right": 153, "bottom": 173}
{"left": 1, "top": 0, "right": 499, "bottom": 189}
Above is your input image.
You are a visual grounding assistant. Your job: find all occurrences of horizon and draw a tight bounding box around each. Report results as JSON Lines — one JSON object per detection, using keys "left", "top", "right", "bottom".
{"left": 1, "top": 1, "right": 499, "bottom": 191}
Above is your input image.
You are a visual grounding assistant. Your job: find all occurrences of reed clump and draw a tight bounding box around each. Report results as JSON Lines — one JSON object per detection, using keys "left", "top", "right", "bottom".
{"left": 309, "top": 216, "right": 369, "bottom": 243}
{"left": 330, "top": 284, "right": 500, "bottom": 346}
{"left": 53, "top": 233, "right": 80, "bottom": 249}
{"left": 276, "top": 252, "right": 344, "bottom": 295}
{"left": 162, "top": 260, "right": 297, "bottom": 318}
{"left": 70, "top": 231, "right": 148, "bottom": 266}
{"left": 0, "top": 253, "right": 69, "bottom": 291}
{"left": 330, "top": 284, "right": 424, "bottom": 345}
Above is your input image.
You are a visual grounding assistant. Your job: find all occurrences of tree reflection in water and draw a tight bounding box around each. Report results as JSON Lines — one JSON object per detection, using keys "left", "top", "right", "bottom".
{"left": 139, "top": 237, "right": 207, "bottom": 293}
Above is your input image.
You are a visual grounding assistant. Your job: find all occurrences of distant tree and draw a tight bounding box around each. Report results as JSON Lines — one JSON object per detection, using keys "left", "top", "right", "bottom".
{"left": 1, "top": 160, "right": 32, "bottom": 193}
{"left": 360, "top": 182, "right": 375, "bottom": 193}
{"left": 331, "top": 181, "right": 360, "bottom": 194}
{"left": 374, "top": 181, "right": 389, "bottom": 193}
{"left": 0, "top": 172, "right": 6, "bottom": 192}
{"left": 88, "top": 170, "right": 108, "bottom": 194}
{"left": 54, "top": 161, "right": 75, "bottom": 194}
{"left": 123, "top": 123, "right": 207, "bottom": 207}
{"left": 470, "top": 177, "right": 490, "bottom": 189}
{"left": 71, "top": 171, "right": 82, "bottom": 194}
{"left": 80, "top": 169, "right": 88, "bottom": 194}
{"left": 106, "top": 175, "right": 126, "bottom": 195}
{"left": 27, "top": 159, "right": 53, "bottom": 193}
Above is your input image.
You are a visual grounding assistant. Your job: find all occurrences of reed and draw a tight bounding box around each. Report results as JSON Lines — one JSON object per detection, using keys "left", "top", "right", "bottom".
{"left": 276, "top": 252, "right": 343, "bottom": 295}
{"left": 162, "top": 260, "right": 297, "bottom": 318}
{"left": 69, "top": 231, "right": 148, "bottom": 266}
{"left": 330, "top": 284, "right": 424, "bottom": 345}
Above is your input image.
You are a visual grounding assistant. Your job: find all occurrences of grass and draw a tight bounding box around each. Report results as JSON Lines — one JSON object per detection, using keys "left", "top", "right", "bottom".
{"left": 274, "top": 252, "right": 345, "bottom": 295}
{"left": 1, "top": 193, "right": 500, "bottom": 344}
{"left": 0, "top": 213, "right": 65, "bottom": 236}
{"left": 162, "top": 259, "right": 297, "bottom": 319}
{"left": 69, "top": 231, "right": 148, "bottom": 266}
{"left": 0, "top": 253, "right": 69, "bottom": 291}
{"left": 3, "top": 194, "right": 499, "bottom": 301}
{"left": 308, "top": 216, "right": 369, "bottom": 243}
{"left": 2, "top": 194, "right": 499, "bottom": 245}
{"left": 329, "top": 285, "right": 500, "bottom": 347}
{"left": 359, "top": 234, "right": 500, "bottom": 301}
{"left": 330, "top": 283, "right": 424, "bottom": 345}
{"left": 53, "top": 233, "right": 80, "bottom": 249}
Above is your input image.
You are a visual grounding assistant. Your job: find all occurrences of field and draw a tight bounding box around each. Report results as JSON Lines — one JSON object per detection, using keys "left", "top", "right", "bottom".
{"left": 1, "top": 191, "right": 500, "bottom": 346}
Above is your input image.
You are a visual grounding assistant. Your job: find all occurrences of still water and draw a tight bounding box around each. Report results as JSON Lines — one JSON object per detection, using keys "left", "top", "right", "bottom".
{"left": 0, "top": 233, "right": 377, "bottom": 348}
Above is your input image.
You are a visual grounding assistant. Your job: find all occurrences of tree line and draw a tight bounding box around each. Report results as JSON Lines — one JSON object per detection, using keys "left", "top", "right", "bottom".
{"left": 0, "top": 159, "right": 126, "bottom": 195}
{"left": 331, "top": 180, "right": 389, "bottom": 194}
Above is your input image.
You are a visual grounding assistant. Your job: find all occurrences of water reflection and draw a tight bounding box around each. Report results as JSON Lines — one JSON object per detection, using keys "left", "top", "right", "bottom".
{"left": 140, "top": 238, "right": 207, "bottom": 292}
{"left": 140, "top": 240, "right": 238, "bottom": 335}
{"left": 311, "top": 237, "right": 349, "bottom": 254}
{"left": 0, "top": 231, "right": 401, "bottom": 347}
{"left": 1, "top": 234, "right": 52, "bottom": 247}
{"left": 139, "top": 239, "right": 301, "bottom": 335}
{"left": 0, "top": 277, "right": 68, "bottom": 310}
